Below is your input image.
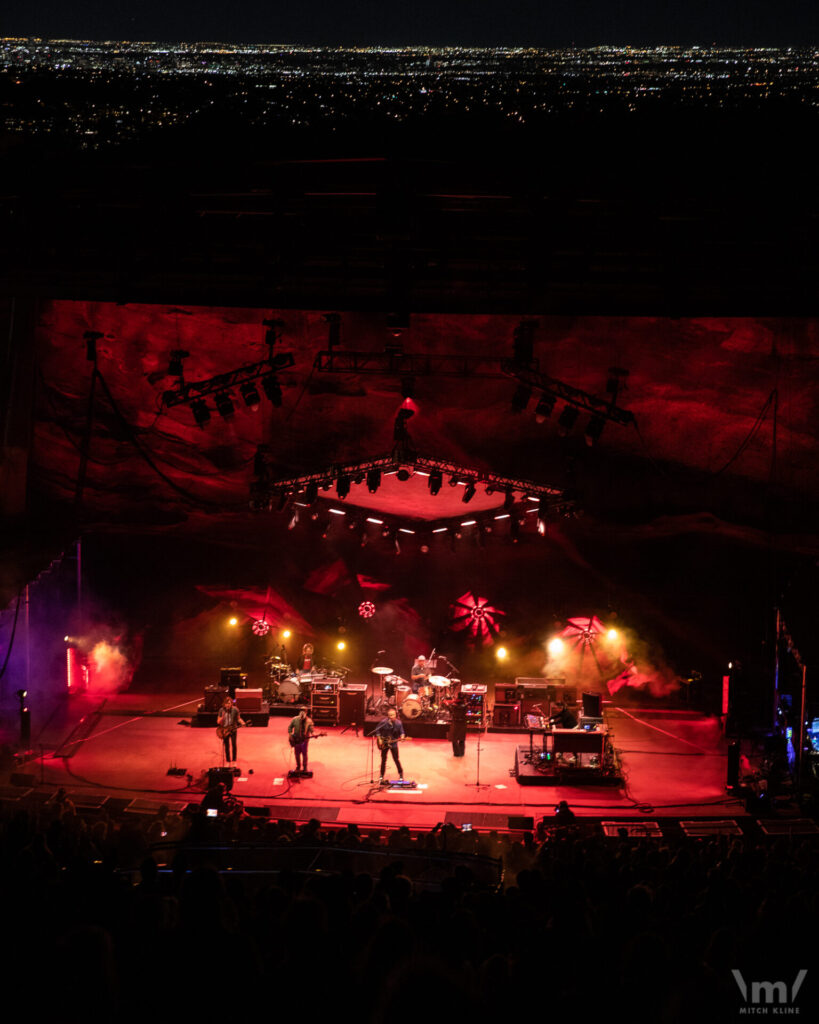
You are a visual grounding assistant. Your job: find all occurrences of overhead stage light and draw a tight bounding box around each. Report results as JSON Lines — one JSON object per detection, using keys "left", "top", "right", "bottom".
{"left": 462, "top": 481, "right": 476, "bottom": 503}
{"left": 367, "top": 469, "right": 381, "bottom": 493}
{"left": 401, "top": 376, "right": 415, "bottom": 399}
{"left": 537, "top": 496, "right": 549, "bottom": 536}
{"left": 191, "top": 398, "right": 210, "bottom": 427}
{"left": 535, "top": 394, "right": 556, "bottom": 423}
{"left": 168, "top": 349, "right": 189, "bottom": 377}
{"left": 262, "top": 375, "right": 283, "bottom": 407}
{"left": 214, "top": 392, "right": 235, "bottom": 420}
{"left": 585, "top": 415, "right": 606, "bottom": 447}
{"left": 336, "top": 475, "right": 351, "bottom": 499}
{"left": 304, "top": 481, "right": 318, "bottom": 505}
{"left": 428, "top": 470, "right": 443, "bottom": 495}
{"left": 240, "top": 381, "right": 261, "bottom": 411}
{"left": 511, "top": 385, "right": 531, "bottom": 413}
{"left": 504, "top": 489, "right": 515, "bottom": 511}
{"left": 394, "top": 407, "right": 414, "bottom": 442}
{"left": 548, "top": 637, "right": 564, "bottom": 656}
{"left": 557, "top": 405, "right": 580, "bottom": 436}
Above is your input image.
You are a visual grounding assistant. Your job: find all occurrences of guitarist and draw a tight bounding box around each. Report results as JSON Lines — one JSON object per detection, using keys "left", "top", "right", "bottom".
{"left": 288, "top": 706, "right": 315, "bottom": 774}
{"left": 375, "top": 707, "right": 405, "bottom": 784}
{"left": 217, "top": 695, "right": 246, "bottom": 763}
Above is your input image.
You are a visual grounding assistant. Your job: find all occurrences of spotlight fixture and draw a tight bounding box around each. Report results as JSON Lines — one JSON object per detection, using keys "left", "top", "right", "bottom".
{"left": 449, "top": 475, "right": 460, "bottom": 487}
{"left": 190, "top": 398, "right": 210, "bottom": 427}
{"left": 366, "top": 469, "right": 381, "bottom": 493}
{"left": 495, "top": 646, "right": 508, "bottom": 661}
{"left": 168, "top": 349, "right": 190, "bottom": 377}
{"left": 462, "top": 481, "right": 476, "bottom": 504}
{"left": 585, "top": 415, "right": 606, "bottom": 447}
{"left": 556, "top": 404, "right": 580, "bottom": 437}
{"left": 537, "top": 496, "right": 549, "bottom": 536}
{"left": 323, "top": 312, "right": 341, "bottom": 350}
{"left": 510, "top": 385, "right": 532, "bottom": 413}
{"left": 336, "top": 475, "right": 351, "bottom": 499}
{"left": 261, "top": 375, "right": 283, "bottom": 407}
{"left": 504, "top": 489, "right": 515, "bottom": 511}
{"left": 428, "top": 470, "right": 442, "bottom": 495}
{"left": 358, "top": 601, "right": 376, "bottom": 619}
{"left": 534, "top": 394, "right": 557, "bottom": 423}
{"left": 304, "top": 481, "right": 318, "bottom": 505}
{"left": 214, "top": 392, "right": 235, "bottom": 420}
{"left": 394, "top": 407, "right": 414, "bottom": 442}
{"left": 240, "top": 381, "right": 262, "bottom": 411}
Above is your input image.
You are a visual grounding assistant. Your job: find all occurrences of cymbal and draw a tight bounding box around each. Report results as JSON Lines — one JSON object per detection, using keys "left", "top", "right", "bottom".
{"left": 429, "top": 675, "right": 450, "bottom": 686}
{"left": 372, "top": 665, "right": 393, "bottom": 675}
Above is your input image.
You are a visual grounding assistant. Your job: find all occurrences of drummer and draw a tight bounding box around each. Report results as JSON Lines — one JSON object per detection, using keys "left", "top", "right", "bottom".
{"left": 410, "top": 655, "right": 429, "bottom": 695}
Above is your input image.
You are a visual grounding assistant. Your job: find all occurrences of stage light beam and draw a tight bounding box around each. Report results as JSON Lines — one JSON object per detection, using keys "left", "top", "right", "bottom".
{"left": 548, "top": 637, "right": 565, "bottom": 657}
{"left": 496, "top": 646, "right": 508, "bottom": 661}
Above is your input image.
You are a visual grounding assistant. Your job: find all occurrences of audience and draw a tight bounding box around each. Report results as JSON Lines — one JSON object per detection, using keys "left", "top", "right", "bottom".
{"left": 1, "top": 793, "right": 815, "bottom": 1022}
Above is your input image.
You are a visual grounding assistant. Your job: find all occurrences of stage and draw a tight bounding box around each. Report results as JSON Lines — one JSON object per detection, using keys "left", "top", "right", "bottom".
{"left": 8, "top": 688, "right": 745, "bottom": 830}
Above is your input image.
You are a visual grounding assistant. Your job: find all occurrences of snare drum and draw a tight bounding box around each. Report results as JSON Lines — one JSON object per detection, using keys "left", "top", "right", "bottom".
{"left": 400, "top": 695, "right": 423, "bottom": 719}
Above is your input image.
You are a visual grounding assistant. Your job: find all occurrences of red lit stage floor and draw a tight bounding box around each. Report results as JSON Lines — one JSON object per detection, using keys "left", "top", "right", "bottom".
{"left": 14, "top": 691, "right": 744, "bottom": 828}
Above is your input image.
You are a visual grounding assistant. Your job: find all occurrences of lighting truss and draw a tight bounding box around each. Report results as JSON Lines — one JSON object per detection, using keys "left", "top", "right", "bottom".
{"left": 161, "top": 352, "right": 295, "bottom": 410}
{"left": 314, "top": 350, "right": 514, "bottom": 379}
{"left": 499, "top": 360, "right": 635, "bottom": 427}
{"left": 252, "top": 451, "right": 565, "bottom": 505}
{"left": 314, "top": 349, "right": 634, "bottom": 429}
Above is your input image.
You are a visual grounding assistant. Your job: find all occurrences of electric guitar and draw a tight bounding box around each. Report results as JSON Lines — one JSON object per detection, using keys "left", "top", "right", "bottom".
{"left": 216, "top": 718, "right": 250, "bottom": 740}
{"left": 376, "top": 733, "right": 413, "bottom": 751}
{"left": 288, "top": 731, "right": 327, "bottom": 747}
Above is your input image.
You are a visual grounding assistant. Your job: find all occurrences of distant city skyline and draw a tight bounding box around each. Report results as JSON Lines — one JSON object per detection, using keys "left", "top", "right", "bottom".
{"left": 3, "top": 0, "right": 818, "bottom": 48}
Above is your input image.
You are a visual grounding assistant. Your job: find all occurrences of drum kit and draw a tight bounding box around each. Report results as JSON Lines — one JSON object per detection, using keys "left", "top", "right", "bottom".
{"left": 371, "top": 658, "right": 459, "bottom": 719}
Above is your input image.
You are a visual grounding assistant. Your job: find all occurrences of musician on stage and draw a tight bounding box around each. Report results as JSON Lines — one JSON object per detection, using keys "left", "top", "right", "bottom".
{"left": 375, "top": 707, "right": 405, "bottom": 784}
{"left": 288, "top": 706, "right": 315, "bottom": 773}
{"left": 550, "top": 702, "right": 579, "bottom": 730}
{"left": 217, "top": 694, "right": 246, "bottom": 763}
{"left": 410, "top": 654, "right": 429, "bottom": 694}
{"left": 300, "top": 643, "right": 314, "bottom": 673}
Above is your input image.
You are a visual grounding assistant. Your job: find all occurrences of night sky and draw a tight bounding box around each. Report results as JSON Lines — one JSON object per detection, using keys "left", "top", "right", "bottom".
{"left": 3, "top": 0, "right": 818, "bottom": 47}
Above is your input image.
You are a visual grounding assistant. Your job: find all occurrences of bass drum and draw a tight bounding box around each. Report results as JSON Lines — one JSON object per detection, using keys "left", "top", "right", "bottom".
{"left": 400, "top": 695, "right": 423, "bottom": 719}
{"left": 277, "top": 678, "right": 301, "bottom": 704}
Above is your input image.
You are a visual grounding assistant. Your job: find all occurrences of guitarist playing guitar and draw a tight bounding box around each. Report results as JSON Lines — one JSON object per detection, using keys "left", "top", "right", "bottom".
{"left": 288, "top": 706, "right": 315, "bottom": 774}
{"left": 217, "top": 695, "right": 247, "bottom": 763}
{"left": 375, "top": 707, "right": 410, "bottom": 784}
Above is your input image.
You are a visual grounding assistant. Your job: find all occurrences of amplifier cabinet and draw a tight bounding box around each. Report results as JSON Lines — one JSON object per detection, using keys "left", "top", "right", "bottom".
{"left": 234, "top": 688, "right": 263, "bottom": 713}
{"left": 203, "top": 685, "right": 229, "bottom": 712}
{"left": 339, "top": 684, "right": 366, "bottom": 725}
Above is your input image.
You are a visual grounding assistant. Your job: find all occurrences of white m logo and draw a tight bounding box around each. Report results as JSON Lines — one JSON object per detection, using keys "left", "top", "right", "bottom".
{"left": 732, "top": 969, "right": 807, "bottom": 1004}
